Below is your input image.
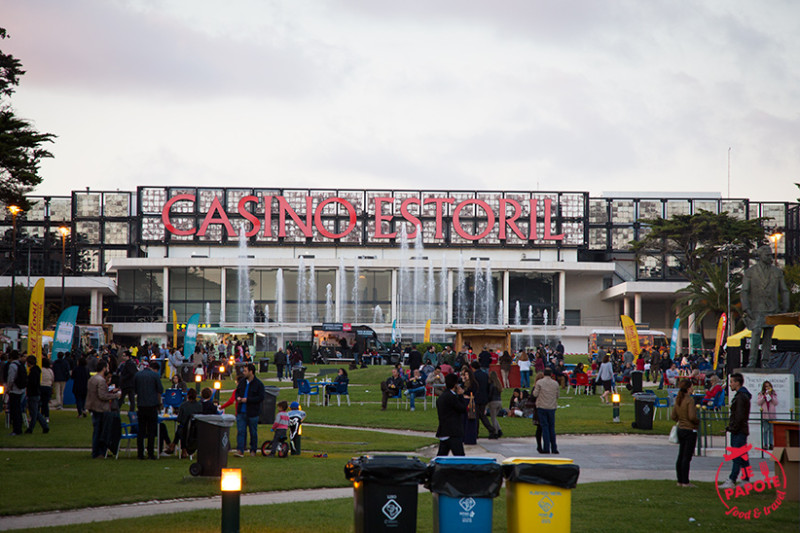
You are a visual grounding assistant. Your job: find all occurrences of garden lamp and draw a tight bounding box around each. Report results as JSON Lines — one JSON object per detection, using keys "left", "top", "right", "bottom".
{"left": 220, "top": 468, "right": 241, "bottom": 533}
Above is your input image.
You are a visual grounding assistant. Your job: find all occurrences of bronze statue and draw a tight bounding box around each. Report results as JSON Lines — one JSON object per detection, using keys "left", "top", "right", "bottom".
{"left": 740, "top": 244, "right": 789, "bottom": 367}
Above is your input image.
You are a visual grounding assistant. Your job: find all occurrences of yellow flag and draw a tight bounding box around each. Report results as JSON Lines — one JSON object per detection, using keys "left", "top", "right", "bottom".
{"left": 713, "top": 314, "right": 727, "bottom": 370}
{"left": 173, "top": 309, "right": 178, "bottom": 349}
{"left": 29, "top": 278, "right": 45, "bottom": 365}
{"left": 423, "top": 319, "right": 431, "bottom": 343}
{"left": 620, "top": 315, "right": 640, "bottom": 361}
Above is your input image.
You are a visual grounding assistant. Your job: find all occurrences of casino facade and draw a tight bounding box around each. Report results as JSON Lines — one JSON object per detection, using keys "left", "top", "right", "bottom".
{"left": 2, "top": 186, "right": 797, "bottom": 353}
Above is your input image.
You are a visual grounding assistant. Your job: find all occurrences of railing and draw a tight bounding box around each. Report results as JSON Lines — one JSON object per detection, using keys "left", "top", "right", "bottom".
{"left": 697, "top": 407, "right": 798, "bottom": 456}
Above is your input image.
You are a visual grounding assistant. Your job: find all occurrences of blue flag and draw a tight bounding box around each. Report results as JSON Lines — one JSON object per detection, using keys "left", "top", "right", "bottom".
{"left": 669, "top": 317, "right": 680, "bottom": 358}
{"left": 52, "top": 306, "right": 79, "bottom": 358}
{"left": 184, "top": 313, "right": 200, "bottom": 359}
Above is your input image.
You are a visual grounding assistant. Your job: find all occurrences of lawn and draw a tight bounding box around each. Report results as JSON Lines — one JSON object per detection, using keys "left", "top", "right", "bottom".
{"left": 9, "top": 480, "right": 799, "bottom": 532}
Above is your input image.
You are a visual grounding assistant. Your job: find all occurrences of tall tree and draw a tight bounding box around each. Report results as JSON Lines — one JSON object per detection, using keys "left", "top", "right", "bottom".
{"left": 631, "top": 210, "right": 765, "bottom": 281}
{"left": 674, "top": 260, "right": 741, "bottom": 331}
{"left": 0, "top": 28, "right": 55, "bottom": 210}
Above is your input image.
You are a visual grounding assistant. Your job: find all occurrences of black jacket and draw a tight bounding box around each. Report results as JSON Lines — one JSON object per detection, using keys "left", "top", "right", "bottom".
{"left": 26, "top": 365, "right": 41, "bottom": 397}
{"left": 134, "top": 368, "right": 164, "bottom": 408}
{"left": 52, "top": 358, "right": 70, "bottom": 382}
{"left": 478, "top": 350, "right": 492, "bottom": 368}
{"left": 436, "top": 389, "right": 467, "bottom": 439}
{"left": 472, "top": 368, "right": 490, "bottom": 405}
{"left": 235, "top": 376, "right": 265, "bottom": 418}
{"left": 408, "top": 350, "right": 422, "bottom": 370}
{"left": 119, "top": 359, "right": 138, "bottom": 389}
{"left": 727, "top": 386, "right": 752, "bottom": 435}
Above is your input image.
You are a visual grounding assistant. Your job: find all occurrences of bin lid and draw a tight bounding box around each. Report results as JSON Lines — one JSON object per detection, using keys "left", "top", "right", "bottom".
{"left": 193, "top": 414, "right": 236, "bottom": 427}
{"left": 344, "top": 455, "right": 427, "bottom": 485}
{"left": 264, "top": 386, "right": 281, "bottom": 396}
{"left": 633, "top": 393, "right": 656, "bottom": 402}
{"left": 426, "top": 457, "right": 503, "bottom": 498}
{"left": 502, "top": 460, "right": 580, "bottom": 489}
{"left": 502, "top": 457, "right": 573, "bottom": 465}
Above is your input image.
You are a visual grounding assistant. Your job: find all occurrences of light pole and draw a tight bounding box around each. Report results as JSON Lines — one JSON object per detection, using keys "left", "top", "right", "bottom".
{"left": 7, "top": 205, "right": 21, "bottom": 324}
{"left": 768, "top": 230, "right": 784, "bottom": 266}
{"left": 58, "top": 225, "right": 70, "bottom": 311}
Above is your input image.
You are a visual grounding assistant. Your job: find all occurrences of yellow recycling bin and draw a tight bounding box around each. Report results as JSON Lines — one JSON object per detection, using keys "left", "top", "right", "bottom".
{"left": 502, "top": 457, "right": 580, "bottom": 533}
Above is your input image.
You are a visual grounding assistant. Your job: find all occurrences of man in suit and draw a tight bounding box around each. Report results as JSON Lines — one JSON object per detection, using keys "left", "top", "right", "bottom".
{"left": 741, "top": 245, "right": 790, "bottom": 368}
{"left": 435, "top": 373, "right": 467, "bottom": 456}
{"left": 134, "top": 361, "right": 164, "bottom": 460}
{"left": 470, "top": 361, "right": 498, "bottom": 438}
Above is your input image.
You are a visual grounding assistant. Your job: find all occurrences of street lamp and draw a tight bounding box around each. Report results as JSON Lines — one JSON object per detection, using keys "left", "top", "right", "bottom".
{"left": 7, "top": 205, "right": 22, "bottom": 324}
{"left": 768, "top": 230, "right": 784, "bottom": 266}
{"left": 220, "top": 468, "right": 242, "bottom": 533}
{"left": 612, "top": 392, "right": 621, "bottom": 423}
{"left": 58, "top": 225, "right": 70, "bottom": 311}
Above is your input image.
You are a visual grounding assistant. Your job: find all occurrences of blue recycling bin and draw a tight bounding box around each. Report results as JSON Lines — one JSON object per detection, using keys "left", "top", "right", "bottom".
{"left": 427, "top": 456, "right": 503, "bottom": 533}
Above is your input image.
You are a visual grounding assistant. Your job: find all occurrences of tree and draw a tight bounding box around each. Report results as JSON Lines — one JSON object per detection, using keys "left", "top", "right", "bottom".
{"left": 783, "top": 263, "right": 800, "bottom": 312}
{"left": 0, "top": 28, "right": 55, "bottom": 210}
{"left": 674, "top": 260, "right": 742, "bottom": 332}
{"left": 631, "top": 210, "right": 765, "bottom": 281}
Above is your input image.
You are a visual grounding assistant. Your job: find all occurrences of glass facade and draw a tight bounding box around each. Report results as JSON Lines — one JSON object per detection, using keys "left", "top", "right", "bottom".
{"left": 508, "top": 272, "right": 559, "bottom": 326}
{"left": 111, "top": 268, "right": 164, "bottom": 322}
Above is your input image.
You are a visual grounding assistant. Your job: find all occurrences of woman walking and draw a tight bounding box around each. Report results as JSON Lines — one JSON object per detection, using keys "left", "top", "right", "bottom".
{"left": 518, "top": 352, "right": 531, "bottom": 389}
{"left": 596, "top": 354, "right": 615, "bottom": 404}
{"left": 671, "top": 378, "right": 699, "bottom": 487}
{"left": 487, "top": 371, "right": 504, "bottom": 438}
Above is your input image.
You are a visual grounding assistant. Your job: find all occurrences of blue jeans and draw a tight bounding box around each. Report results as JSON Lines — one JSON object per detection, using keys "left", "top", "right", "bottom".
{"left": 406, "top": 387, "right": 426, "bottom": 409}
{"left": 728, "top": 432, "right": 750, "bottom": 482}
{"left": 520, "top": 370, "right": 531, "bottom": 389}
{"left": 236, "top": 412, "right": 259, "bottom": 453}
{"left": 761, "top": 421, "right": 774, "bottom": 449}
{"left": 26, "top": 395, "right": 49, "bottom": 432}
{"left": 538, "top": 408, "right": 557, "bottom": 453}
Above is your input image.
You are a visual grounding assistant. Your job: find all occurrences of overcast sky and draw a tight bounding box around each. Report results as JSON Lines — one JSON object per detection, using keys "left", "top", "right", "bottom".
{"left": 4, "top": 0, "right": 799, "bottom": 202}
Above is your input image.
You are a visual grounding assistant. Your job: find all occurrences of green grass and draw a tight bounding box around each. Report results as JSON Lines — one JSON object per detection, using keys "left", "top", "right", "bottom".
{"left": 10, "top": 480, "right": 799, "bottom": 532}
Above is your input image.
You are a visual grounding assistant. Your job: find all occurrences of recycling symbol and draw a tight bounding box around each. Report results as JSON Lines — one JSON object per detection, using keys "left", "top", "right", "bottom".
{"left": 459, "top": 497, "right": 476, "bottom": 512}
{"left": 643, "top": 405, "right": 651, "bottom": 415}
{"left": 382, "top": 498, "right": 402, "bottom": 521}
{"left": 222, "top": 433, "right": 229, "bottom": 449}
{"left": 538, "top": 496, "right": 554, "bottom": 513}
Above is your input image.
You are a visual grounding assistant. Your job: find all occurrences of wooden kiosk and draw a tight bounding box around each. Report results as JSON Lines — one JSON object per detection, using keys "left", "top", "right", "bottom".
{"left": 444, "top": 326, "right": 523, "bottom": 354}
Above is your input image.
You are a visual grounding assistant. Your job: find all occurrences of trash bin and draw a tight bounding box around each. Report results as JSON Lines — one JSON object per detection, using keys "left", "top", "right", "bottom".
{"left": 426, "top": 456, "right": 503, "bottom": 533}
{"left": 344, "top": 454, "right": 427, "bottom": 533}
{"left": 502, "top": 457, "right": 580, "bottom": 533}
{"left": 292, "top": 366, "right": 307, "bottom": 389}
{"left": 189, "top": 414, "right": 236, "bottom": 477}
{"left": 259, "top": 386, "right": 280, "bottom": 425}
{"left": 631, "top": 370, "right": 643, "bottom": 393}
{"left": 633, "top": 392, "right": 656, "bottom": 430}
{"left": 259, "top": 358, "right": 270, "bottom": 373}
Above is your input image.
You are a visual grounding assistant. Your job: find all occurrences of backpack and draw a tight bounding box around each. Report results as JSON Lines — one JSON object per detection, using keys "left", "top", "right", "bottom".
{"left": 13, "top": 361, "right": 28, "bottom": 389}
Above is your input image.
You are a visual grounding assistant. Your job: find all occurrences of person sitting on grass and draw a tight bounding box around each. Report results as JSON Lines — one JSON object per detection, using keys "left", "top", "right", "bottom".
{"left": 380, "top": 367, "right": 405, "bottom": 410}
{"left": 266, "top": 401, "right": 289, "bottom": 457}
{"left": 405, "top": 369, "right": 426, "bottom": 411}
{"left": 508, "top": 388, "right": 522, "bottom": 417}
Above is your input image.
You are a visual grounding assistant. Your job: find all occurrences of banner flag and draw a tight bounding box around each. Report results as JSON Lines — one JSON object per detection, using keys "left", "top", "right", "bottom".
{"left": 620, "top": 315, "right": 641, "bottom": 361}
{"left": 173, "top": 309, "right": 178, "bottom": 349}
{"left": 391, "top": 319, "right": 397, "bottom": 344}
{"left": 52, "top": 305, "right": 79, "bottom": 359}
{"left": 28, "top": 278, "right": 45, "bottom": 365}
{"left": 713, "top": 313, "right": 727, "bottom": 370}
{"left": 184, "top": 313, "right": 200, "bottom": 360}
{"left": 423, "top": 319, "right": 431, "bottom": 343}
{"left": 669, "top": 317, "right": 681, "bottom": 358}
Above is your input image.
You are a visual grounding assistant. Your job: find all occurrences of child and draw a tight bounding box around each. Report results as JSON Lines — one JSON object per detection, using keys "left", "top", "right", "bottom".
{"left": 267, "top": 400, "right": 290, "bottom": 456}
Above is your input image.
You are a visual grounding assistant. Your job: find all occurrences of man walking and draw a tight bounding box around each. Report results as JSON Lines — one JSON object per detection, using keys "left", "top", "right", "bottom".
{"left": 86, "top": 360, "right": 122, "bottom": 457}
{"left": 6, "top": 350, "right": 27, "bottom": 436}
{"left": 234, "top": 363, "right": 265, "bottom": 457}
{"left": 470, "top": 361, "right": 498, "bottom": 439}
{"left": 719, "top": 373, "right": 752, "bottom": 489}
{"left": 24, "top": 356, "right": 50, "bottom": 434}
{"left": 436, "top": 373, "right": 467, "bottom": 456}
{"left": 134, "top": 361, "right": 163, "bottom": 460}
{"left": 534, "top": 368, "right": 560, "bottom": 454}
{"left": 51, "top": 352, "right": 70, "bottom": 409}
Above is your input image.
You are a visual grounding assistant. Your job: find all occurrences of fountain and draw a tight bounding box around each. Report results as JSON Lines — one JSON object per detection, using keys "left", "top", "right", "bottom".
{"left": 297, "top": 257, "right": 307, "bottom": 323}
{"left": 352, "top": 261, "right": 360, "bottom": 323}
{"left": 498, "top": 299, "right": 504, "bottom": 325}
{"left": 456, "top": 253, "right": 466, "bottom": 324}
{"left": 426, "top": 259, "right": 435, "bottom": 325}
{"left": 205, "top": 302, "right": 211, "bottom": 325}
{"left": 309, "top": 263, "right": 317, "bottom": 323}
{"left": 397, "top": 224, "right": 410, "bottom": 327}
{"left": 514, "top": 301, "right": 521, "bottom": 350}
{"left": 325, "top": 283, "right": 333, "bottom": 322}
{"left": 337, "top": 257, "right": 346, "bottom": 322}
{"left": 237, "top": 229, "right": 250, "bottom": 323}
{"left": 275, "top": 268, "right": 284, "bottom": 347}
{"left": 543, "top": 309, "right": 549, "bottom": 346}
{"left": 439, "top": 253, "right": 447, "bottom": 325}
{"left": 264, "top": 304, "right": 269, "bottom": 324}
{"left": 248, "top": 299, "right": 255, "bottom": 323}
{"left": 373, "top": 305, "right": 384, "bottom": 324}
{"left": 473, "top": 259, "right": 484, "bottom": 324}
{"left": 527, "top": 305, "right": 534, "bottom": 351}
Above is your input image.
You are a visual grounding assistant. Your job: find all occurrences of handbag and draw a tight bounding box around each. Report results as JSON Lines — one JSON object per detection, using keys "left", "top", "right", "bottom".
{"left": 467, "top": 393, "right": 477, "bottom": 420}
{"left": 668, "top": 424, "right": 679, "bottom": 444}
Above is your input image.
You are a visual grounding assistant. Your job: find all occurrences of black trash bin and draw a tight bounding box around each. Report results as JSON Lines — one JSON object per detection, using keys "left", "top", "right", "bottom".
{"left": 425, "top": 456, "right": 504, "bottom": 533}
{"left": 345, "top": 455, "right": 427, "bottom": 533}
{"left": 633, "top": 392, "right": 656, "bottom": 430}
{"left": 631, "top": 370, "right": 643, "bottom": 393}
{"left": 292, "top": 367, "right": 307, "bottom": 389}
{"left": 259, "top": 358, "right": 270, "bottom": 374}
{"left": 190, "top": 414, "right": 236, "bottom": 477}
{"left": 259, "top": 386, "right": 280, "bottom": 425}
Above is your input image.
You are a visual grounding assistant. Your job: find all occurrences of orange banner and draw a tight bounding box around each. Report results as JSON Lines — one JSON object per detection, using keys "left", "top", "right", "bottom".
{"left": 713, "top": 313, "right": 727, "bottom": 370}
{"left": 28, "top": 278, "right": 45, "bottom": 365}
{"left": 620, "top": 315, "right": 641, "bottom": 361}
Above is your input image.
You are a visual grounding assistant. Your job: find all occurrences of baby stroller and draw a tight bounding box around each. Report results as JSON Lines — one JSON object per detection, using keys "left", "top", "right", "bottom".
{"left": 261, "top": 414, "right": 302, "bottom": 458}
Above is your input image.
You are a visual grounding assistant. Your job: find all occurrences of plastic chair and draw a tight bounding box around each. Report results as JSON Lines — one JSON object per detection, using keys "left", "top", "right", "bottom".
{"left": 163, "top": 389, "right": 184, "bottom": 411}
{"left": 387, "top": 390, "right": 404, "bottom": 409}
{"left": 575, "top": 373, "right": 590, "bottom": 395}
{"left": 116, "top": 411, "right": 139, "bottom": 459}
{"left": 709, "top": 389, "right": 726, "bottom": 417}
{"left": 297, "top": 379, "right": 320, "bottom": 405}
{"left": 654, "top": 395, "right": 672, "bottom": 419}
{"left": 327, "top": 381, "right": 351, "bottom": 406}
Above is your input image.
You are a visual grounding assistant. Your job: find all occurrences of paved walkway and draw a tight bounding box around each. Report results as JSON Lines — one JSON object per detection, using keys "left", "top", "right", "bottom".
{"left": 0, "top": 429, "right": 772, "bottom": 531}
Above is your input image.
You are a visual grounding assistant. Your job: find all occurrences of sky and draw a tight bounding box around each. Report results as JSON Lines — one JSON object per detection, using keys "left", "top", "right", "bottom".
{"left": 3, "top": 0, "right": 800, "bottom": 202}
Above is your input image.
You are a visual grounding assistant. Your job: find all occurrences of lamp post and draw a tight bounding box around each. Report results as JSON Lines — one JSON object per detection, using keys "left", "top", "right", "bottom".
{"left": 7, "top": 205, "right": 21, "bottom": 324}
{"left": 768, "top": 230, "right": 784, "bottom": 266}
{"left": 58, "top": 226, "right": 70, "bottom": 311}
{"left": 612, "top": 392, "right": 621, "bottom": 423}
{"left": 195, "top": 373, "right": 202, "bottom": 393}
{"left": 220, "top": 468, "right": 242, "bottom": 533}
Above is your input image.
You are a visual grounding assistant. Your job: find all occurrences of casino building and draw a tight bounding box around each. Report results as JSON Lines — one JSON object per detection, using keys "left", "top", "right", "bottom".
{"left": 1, "top": 186, "right": 797, "bottom": 353}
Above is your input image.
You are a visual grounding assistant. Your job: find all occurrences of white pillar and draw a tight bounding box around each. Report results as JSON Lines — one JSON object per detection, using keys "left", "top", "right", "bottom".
{"left": 162, "top": 266, "right": 170, "bottom": 323}
{"left": 219, "top": 267, "right": 226, "bottom": 323}
{"left": 89, "top": 289, "right": 102, "bottom": 324}
{"left": 503, "top": 270, "right": 510, "bottom": 325}
{"left": 335, "top": 265, "right": 343, "bottom": 322}
{"left": 634, "top": 293, "right": 642, "bottom": 324}
{"left": 623, "top": 297, "right": 631, "bottom": 318}
{"left": 558, "top": 271, "right": 566, "bottom": 326}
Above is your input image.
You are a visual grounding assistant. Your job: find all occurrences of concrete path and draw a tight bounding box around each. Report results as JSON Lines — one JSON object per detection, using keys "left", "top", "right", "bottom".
{"left": 0, "top": 431, "right": 774, "bottom": 531}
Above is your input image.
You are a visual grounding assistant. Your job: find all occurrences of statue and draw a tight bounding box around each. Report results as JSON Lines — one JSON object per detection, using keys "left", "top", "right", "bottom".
{"left": 740, "top": 244, "right": 789, "bottom": 367}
